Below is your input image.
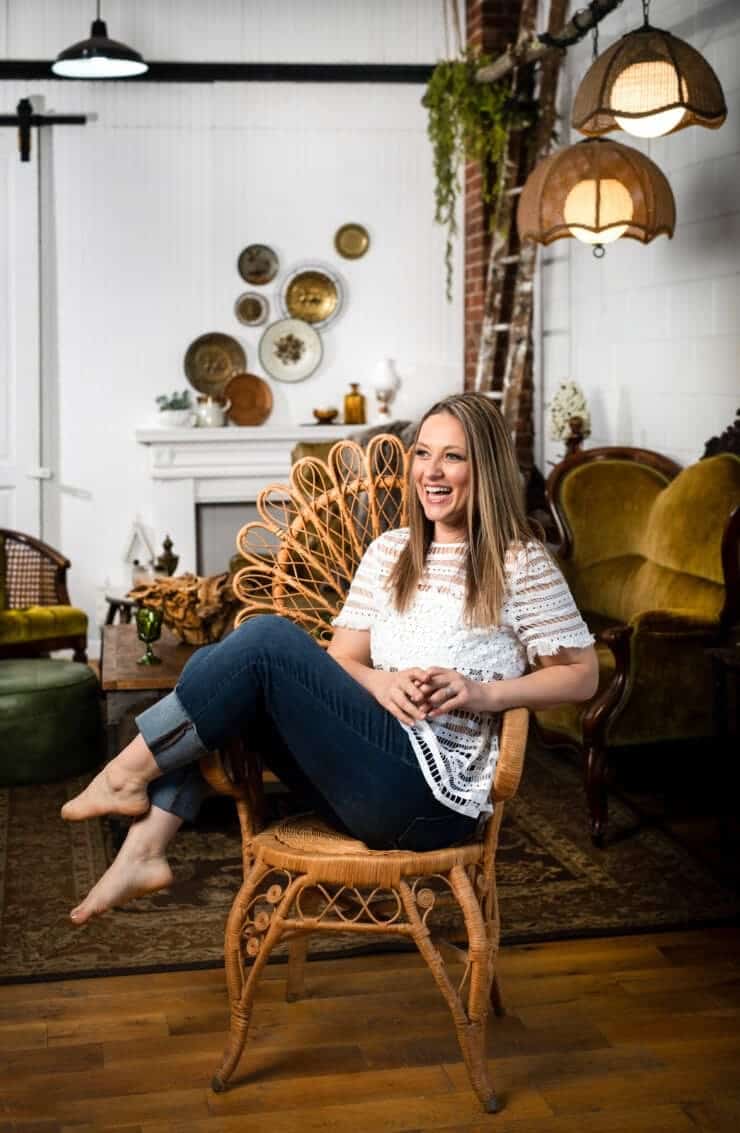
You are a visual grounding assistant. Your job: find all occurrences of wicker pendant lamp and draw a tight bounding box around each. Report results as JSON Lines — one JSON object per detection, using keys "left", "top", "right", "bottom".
{"left": 517, "top": 138, "right": 675, "bottom": 255}
{"left": 572, "top": 2, "right": 726, "bottom": 139}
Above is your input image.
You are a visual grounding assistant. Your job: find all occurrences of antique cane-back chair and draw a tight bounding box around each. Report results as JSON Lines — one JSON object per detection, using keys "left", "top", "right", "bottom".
{"left": 0, "top": 529, "right": 87, "bottom": 661}
{"left": 202, "top": 436, "right": 529, "bottom": 1114}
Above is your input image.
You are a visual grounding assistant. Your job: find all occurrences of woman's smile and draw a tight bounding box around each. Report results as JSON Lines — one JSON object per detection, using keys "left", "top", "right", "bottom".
{"left": 412, "top": 412, "right": 471, "bottom": 541}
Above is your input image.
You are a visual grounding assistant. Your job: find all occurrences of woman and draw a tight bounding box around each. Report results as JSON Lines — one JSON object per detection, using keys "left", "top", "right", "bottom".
{"left": 63, "top": 393, "right": 598, "bottom": 924}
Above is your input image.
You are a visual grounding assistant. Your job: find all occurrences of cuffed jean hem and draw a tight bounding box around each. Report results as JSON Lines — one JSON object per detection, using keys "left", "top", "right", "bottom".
{"left": 135, "top": 691, "right": 212, "bottom": 824}
{"left": 135, "top": 689, "right": 211, "bottom": 772}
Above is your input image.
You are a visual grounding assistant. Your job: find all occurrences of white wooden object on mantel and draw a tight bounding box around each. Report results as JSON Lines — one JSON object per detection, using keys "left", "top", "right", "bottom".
{"left": 135, "top": 426, "right": 356, "bottom": 574}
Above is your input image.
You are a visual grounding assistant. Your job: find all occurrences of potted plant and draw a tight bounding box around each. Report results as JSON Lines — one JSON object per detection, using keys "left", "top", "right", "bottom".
{"left": 155, "top": 390, "right": 194, "bottom": 428}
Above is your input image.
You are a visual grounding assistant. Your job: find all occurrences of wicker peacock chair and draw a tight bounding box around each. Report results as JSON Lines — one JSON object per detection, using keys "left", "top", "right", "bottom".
{"left": 202, "top": 435, "right": 529, "bottom": 1114}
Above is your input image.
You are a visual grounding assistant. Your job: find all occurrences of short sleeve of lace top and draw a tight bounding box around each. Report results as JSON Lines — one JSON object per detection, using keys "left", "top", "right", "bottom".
{"left": 331, "top": 536, "right": 382, "bottom": 632}
{"left": 507, "top": 542, "right": 594, "bottom": 664}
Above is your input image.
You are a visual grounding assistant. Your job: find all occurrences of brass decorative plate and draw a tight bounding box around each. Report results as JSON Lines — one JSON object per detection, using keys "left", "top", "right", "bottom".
{"left": 224, "top": 372, "right": 273, "bottom": 426}
{"left": 234, "top": 291, "right": 269, "bottom": 326}
{"left": 280, "top": 264, "right": 344, "bottom": 329}
{"left": 259, "top": 318, "right": 323, "bottom": 383}
{"left": 183, "top": 332, "right": 246, "bottom": 396}
{"left": 334, "top": 222, "right": 370, "bottom": 259}
{"left": 237, "top": 243, "right": 279, "bottom": 286}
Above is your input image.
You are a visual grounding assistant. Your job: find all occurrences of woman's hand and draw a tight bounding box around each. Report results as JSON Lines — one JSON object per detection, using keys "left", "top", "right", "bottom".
{"left": 370, "top": 668, "right": 432, "bottom": 726}
{"left": 419, "top": 668, "right": 495, "bottom": 718}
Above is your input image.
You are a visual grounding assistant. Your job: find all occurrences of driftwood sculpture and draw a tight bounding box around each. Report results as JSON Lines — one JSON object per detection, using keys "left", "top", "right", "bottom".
{"left": 128, "top": 571, "right": 237, "bottom": 645}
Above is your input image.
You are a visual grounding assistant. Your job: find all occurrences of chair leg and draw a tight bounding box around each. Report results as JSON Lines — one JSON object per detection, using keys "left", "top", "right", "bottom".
{"left": 212, "top": 872, "right": 306, "bottom": 1092}
{"left": 399, "top": 873, "right": 499, "bottom": 1114}
{"left": 490, "top": 972, "right": 505, "bottom": 1017}
{"left": 73, "top": 641, "right": 87, "bottom": 663}
{"left": 286, "top": 935, "right": 309, "bottom": 1002}
{"left": 584, "top": 744, "right": 609, "bottom": 846}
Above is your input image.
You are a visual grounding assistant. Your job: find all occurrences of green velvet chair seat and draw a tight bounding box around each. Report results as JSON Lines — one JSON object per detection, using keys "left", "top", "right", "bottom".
{"left": 0, "top": 605, "right": 88, "bottom": 645}
{"left": 0, "top": 659, "right": 102, "bottom": 785}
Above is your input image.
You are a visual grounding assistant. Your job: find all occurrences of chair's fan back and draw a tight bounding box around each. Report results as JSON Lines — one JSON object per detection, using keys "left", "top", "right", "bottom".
{"left": 232, "top": 435, "right": 409, "bottom": 644}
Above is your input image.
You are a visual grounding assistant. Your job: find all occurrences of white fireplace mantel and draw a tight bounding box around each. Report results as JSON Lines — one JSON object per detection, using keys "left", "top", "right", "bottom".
{"left": 136, "top": 425, "right": 353, "bottom": 572}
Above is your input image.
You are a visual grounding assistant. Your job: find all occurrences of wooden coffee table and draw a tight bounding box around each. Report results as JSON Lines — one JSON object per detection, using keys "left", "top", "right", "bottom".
{"left": 100, "top": 624, "right": 199, "bottom": 758}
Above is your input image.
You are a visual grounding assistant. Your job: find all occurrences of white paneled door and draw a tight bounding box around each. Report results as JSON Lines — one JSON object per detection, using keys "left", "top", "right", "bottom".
{"left": 0, "top": 129, "right": 41, "bottom": 535}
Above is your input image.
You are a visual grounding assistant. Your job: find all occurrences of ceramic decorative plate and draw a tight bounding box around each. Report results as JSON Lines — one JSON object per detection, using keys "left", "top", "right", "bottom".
{"left": 334, "top": 222, "right": 370, "bottom": 260}
{"left": 234, "top": 292, "right": 269, "bottom": 326}
{"left": 279, "top": 264, "right": 344, "bottom": 329}
{"left": 237, "top": 244, "right": 279, "bottom": 286}
{"left": 183, "top": 332, "right": 246, "bottom": 395}
{"left": 258, "top": 318, "right": 322, "bottom": 384}
{"left": 224, "top": 372, "right": 273, "bottom": 426}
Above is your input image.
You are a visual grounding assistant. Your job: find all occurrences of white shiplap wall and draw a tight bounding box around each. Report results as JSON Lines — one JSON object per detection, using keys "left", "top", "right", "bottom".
{"left": 0, "top": 1, "right": 463, "bottom": 651}
{"left": 539, "top": 0, "right": 739, "bottom": 473}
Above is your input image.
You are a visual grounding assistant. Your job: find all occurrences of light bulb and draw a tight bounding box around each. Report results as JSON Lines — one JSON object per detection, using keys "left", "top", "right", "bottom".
{"left": 564, "top": 178, "right": 634, "bottom": 245}
{"left": 611, "top": 60, "right": 687, "bottom": 138}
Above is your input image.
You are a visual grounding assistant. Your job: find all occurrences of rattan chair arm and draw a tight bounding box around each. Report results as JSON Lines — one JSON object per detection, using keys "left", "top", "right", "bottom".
{"left": 490, "top": 707, "right": 529, "bottom": 802}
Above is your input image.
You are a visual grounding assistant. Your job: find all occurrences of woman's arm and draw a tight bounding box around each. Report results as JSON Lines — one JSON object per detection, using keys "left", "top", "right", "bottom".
{"left": 423, "top": 645, "right": 599, "bottom": 718}
{"left": 328, "top": 627, "right": 429, "bottom": 725}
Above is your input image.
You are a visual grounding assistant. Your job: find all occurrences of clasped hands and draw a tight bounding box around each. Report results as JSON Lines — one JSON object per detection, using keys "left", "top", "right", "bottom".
{"left": 372, "top": 666, "right": 490, "bottom": 726}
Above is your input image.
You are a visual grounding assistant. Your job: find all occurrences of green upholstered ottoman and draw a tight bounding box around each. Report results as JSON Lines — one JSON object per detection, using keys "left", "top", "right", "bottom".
{"left": 0, "top": 659, "right": 103, "bottom": 786}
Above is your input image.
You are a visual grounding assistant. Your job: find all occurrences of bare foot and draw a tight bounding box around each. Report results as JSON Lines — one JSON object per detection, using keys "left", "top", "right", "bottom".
{"left": 61, "top": 764, "right": 151, "bottom": 822}
{"left": 70, "top": 844, "right": 174, "bottom": 924}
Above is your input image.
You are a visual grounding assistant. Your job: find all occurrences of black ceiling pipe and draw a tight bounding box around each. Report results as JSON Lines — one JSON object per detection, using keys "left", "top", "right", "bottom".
{"left": 0, "top": 60, "right": 435, "bottom": 83}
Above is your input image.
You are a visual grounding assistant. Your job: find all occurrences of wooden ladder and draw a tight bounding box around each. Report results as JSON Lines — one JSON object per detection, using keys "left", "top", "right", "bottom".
{"left": 473, "top": 0, "right": 569, "bottom": 478}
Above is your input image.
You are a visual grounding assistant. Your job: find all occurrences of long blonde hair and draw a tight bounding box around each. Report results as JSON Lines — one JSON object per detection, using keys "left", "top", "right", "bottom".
{"left": 389, "top": 392, "right": 537, "bottom": 626}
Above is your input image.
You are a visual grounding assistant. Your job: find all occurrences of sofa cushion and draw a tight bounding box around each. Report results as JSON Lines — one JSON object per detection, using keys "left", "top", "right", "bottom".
{"left": 561, "top": 460, "right": 670, "bottom": 570}
{"left": 643, "top": 453, "right": 740, "bottom": 585}
{"left": 0, "top": 605, "right": 87, "bottom": 645}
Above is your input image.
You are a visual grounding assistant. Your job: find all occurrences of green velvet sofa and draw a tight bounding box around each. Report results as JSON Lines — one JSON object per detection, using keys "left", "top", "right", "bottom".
{"left": 537, "top": 448, "right": 740, "bottom": 845}
{"left": 0, "top": 529, "right": 87, "bottom": 661}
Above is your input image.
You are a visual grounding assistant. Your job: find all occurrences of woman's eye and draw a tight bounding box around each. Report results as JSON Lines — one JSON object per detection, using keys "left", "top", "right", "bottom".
{"left": 414, "top": 449, "right": 429, "bottom": 458}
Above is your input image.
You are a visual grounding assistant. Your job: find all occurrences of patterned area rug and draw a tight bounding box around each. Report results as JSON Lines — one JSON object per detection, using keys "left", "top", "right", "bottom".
{"left": 1, "top": 747, "right": 738, "bottom": 983}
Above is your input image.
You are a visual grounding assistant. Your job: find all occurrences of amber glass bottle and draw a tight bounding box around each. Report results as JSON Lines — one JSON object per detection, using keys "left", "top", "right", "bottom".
{"left": 343, "top": 382, "right": 366, "bottom": 425}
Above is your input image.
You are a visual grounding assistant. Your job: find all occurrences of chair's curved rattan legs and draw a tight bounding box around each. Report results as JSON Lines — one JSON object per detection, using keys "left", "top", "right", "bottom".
{"left": 286, "top": 934, "right": 309, "bottom": 1002}
{"left": 490, "top": 972, "right": 505, "bottom": 1017}
{"left": 212, "top": 872, "right": 307, "bottom": 1092}
{"left": 399, "top": 873, "right": 499, "bottom": 1114}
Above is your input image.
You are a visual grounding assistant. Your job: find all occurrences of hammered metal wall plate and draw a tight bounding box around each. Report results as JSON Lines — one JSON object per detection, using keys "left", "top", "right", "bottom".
{"left": 184, "top": 332, "right": 246, "bottom": 395}
{"left": 259, "top": 318, "right": 322, "bottom": 383}
{"left": 237, "top": 244, "right": 279, "bottom": 286}
{"left": 279, "top": 264, "right": 344, "bottom": 329}
{"left": 234, "top": 291, "right": 269, "bottom": 326}
{"left": 334, "top": 223, "right": 370, "bottom": 259}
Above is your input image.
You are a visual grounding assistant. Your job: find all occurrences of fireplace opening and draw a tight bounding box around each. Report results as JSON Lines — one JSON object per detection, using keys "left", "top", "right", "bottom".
{"left": 196, "top": 502, "right": 260, "bottom": 576}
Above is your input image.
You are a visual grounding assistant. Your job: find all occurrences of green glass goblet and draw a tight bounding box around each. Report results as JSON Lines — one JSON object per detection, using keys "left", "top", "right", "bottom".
{"left": 135, "top": 606, "right": 164, "bottom": 666}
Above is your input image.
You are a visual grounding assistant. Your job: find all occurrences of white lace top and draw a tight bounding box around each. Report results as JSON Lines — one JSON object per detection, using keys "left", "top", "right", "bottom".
{"left": 332, "top": 528, "right": 594, "bottom": 819}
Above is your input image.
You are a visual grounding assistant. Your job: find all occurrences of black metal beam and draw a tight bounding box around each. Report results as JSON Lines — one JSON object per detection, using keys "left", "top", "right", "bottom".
{"left": 0, "top": 60, "right": 435, "bottom": 84}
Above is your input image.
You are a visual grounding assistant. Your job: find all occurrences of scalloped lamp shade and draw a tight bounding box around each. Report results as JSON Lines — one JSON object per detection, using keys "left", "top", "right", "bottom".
{"left": 517, "top": 138, "right": 675, "bottom": 248}
{"left": 572, "top": 26, "right": 726, "bottom": 139}
{"left": 52, "top": 17, "right": 148, "bottom": 79}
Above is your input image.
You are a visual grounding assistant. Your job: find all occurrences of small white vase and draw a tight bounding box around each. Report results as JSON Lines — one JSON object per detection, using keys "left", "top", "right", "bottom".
{"left": 158, "top": 409, "right": 195, "bottom": 428}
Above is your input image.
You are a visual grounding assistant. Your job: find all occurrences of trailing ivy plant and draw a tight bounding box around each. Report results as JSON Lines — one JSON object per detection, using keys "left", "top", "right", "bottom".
{"left": 425, "top": 53, "right": 536, "bottom": 299}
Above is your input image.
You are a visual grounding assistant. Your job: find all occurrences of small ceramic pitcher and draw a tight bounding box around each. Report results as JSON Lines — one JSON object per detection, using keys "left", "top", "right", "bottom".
{"left": 195, "top": 396, "right": 231, "bottom": 428}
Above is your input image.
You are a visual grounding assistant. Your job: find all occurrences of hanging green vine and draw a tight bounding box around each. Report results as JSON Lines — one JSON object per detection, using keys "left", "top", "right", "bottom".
{"left": 425, "top": 53, "right": 537, "bottom": 299}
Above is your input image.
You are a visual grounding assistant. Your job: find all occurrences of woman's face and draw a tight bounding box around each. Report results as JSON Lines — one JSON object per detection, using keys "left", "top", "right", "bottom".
{"left": 412, "top": 412, "right": 471, "bottom": 542}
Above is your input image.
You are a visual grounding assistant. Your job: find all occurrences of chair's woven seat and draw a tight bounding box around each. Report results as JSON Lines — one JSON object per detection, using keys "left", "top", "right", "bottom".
{"left": 252, "top": 813, "right": 483, "bottom": 886}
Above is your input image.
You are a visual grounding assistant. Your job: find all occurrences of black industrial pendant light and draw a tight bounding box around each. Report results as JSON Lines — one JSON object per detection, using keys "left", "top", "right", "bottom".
{"left": 52, "top": 1, "right": 148, "bottom": 79}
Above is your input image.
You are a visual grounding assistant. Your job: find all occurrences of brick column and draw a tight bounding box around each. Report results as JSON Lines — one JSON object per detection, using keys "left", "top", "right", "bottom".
{"left": 464, "top": 0, "right": 522, "bottom": 389}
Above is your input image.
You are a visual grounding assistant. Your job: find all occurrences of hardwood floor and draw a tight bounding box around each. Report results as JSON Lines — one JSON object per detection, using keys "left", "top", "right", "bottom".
{"left": 1, "top": 927, "right": 739, "bottom": 1132}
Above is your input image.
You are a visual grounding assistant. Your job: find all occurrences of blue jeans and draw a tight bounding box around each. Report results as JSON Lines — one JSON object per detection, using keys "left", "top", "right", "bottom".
{"left": 136, "top": 614, "right": 478, "bottom": 852}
